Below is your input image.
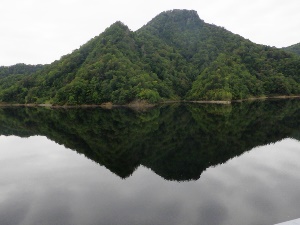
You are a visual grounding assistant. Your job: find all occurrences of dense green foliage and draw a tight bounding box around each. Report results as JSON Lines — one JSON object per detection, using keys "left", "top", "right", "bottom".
{"left": 283, "top": 43, "right": 300, "bottom": 56}
{"left": 1, "top": 9, "right": 300, "bottom": 104}
{"left": 0, "top": 100, "right": 300, "bottom": 180}
{"left": 0, "top": 63, "right": 43, "bottom": 78}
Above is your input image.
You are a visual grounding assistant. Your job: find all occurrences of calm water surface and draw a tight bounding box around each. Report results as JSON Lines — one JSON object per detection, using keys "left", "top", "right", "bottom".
{"left": 0, "top": 100, "right": 300, "bottom": 225}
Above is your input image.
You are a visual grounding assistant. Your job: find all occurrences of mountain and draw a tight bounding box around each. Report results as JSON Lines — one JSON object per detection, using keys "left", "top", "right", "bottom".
{"left": 283, "top": 43, "right": 300, "bottom": 56}
{"left": 0, "top": 63, "right": 43, "bottom": 78}
{"left": 0, "top": 9, "right": 300, "bottom": 105}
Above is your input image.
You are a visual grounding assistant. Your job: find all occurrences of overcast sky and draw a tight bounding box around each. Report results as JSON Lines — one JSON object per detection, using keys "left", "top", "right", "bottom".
{"left": 1, "top": 0, "right": 299, "bottom": 66}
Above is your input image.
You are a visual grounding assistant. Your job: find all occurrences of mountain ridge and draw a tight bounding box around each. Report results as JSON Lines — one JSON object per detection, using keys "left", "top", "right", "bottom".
{"left": 0, "top": 9, "right": 300, "bottom": 105}
{"left": 283, "top": 42, "right": 300, "bottom": 56}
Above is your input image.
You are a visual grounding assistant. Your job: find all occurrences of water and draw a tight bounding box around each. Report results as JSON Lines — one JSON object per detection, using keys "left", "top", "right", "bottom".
{"left": 0, "top": 99, "right": 300, "bottom": 225}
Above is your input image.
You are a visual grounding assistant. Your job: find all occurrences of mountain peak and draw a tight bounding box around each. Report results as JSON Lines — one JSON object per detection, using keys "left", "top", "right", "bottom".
{"left": 158, "top": 9, "right": 200, "bottom": 19}
{"left": 97, "top": 20, "right": 132, "bottom": 44}
{"left": 141, "top": 9, "right": 203, "bottom": 31}
{"left": 160, "top": 9, "right": 200, "bottom": 18}
{"left": 105, "top": 21, "right": 130, "bottom": 33}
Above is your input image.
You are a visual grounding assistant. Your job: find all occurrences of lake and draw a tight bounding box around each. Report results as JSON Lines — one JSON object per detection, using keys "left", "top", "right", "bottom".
{"left": 0, "top": 99, "right": 300, "bottom": 225}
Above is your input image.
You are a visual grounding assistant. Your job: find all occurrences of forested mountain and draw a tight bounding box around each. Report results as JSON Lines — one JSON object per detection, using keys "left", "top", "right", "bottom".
{"left": 0, "top": 9, "right": 300, "bottom": 105}
{"left": 0, "top": 63, "right": 43, "bottom": 78}
{"left": 283, "top": 43, "right": 300, "bottom": 56}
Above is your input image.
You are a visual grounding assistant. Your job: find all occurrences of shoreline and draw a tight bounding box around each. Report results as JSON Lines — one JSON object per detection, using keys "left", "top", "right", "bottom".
{"left": 0, "top": 95, "right": 299, "bottom": 108}
{"left": 232, "top": 95, "right": 300, "bottom": 102}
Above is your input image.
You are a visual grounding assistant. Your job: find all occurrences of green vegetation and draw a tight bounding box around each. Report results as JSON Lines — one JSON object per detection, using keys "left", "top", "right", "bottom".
{"left": 0, "top": 100, "right": 300, "bottom": 180}
{"left": 0, "top": 63, "right": 43, "bottom": 78}
{"left": 283, "top": 43, "right": 300, "bottom": 56}
{"left": 1, "top": 9, "right": 300, "bottom": 104}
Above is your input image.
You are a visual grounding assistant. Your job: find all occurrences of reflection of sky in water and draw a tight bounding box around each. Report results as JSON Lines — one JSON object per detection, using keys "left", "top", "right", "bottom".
{"left": 0, "top": 136, "right": 300, "bottom": 225}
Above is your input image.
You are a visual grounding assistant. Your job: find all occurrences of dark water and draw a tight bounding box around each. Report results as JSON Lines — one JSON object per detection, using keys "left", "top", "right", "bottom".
{"left": 0, "top": 99, "right": 300, "bottom": 225}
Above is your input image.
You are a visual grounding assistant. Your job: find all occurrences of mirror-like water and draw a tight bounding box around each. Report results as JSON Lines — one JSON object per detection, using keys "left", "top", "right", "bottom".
{"left": 0, "top": 99, "right": 300, "bottom": 225}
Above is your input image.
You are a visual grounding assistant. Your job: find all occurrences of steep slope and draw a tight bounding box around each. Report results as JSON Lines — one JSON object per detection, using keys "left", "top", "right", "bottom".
{"left": 0, "top": 9, "right": 300, "bottom": 104}
{"left": 137, "top": 9, "right": 242, "bottom": 71}
{"left": 0, "top": 22, "right": 185, "bottom": 104}
{"left": 187, "top": 54, "right": 263, "bottom": 100}
{"left": 51, "top": 22, "right": 172, "bottom": 104}
{"left": 138, "top": 10, "right": 300, "bottom": 100}
{"left": 283, "top": 43, "right": 300, "bottom": 56}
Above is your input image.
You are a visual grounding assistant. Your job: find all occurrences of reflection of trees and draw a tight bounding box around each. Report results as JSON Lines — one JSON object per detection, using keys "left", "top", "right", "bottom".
{"left": 0, "top": 99, "right": 299, "bottom": 181}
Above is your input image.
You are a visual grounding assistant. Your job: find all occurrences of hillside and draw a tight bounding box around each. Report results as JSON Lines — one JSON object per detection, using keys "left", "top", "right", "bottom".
{"left": 0, "top": 63, "right": 43, "bottom": 78}
{"left": 0, "top": 9, "right": 300, "bottom": 105}
{"left": 283, "top": 43, "right": 300, "bottom": 56}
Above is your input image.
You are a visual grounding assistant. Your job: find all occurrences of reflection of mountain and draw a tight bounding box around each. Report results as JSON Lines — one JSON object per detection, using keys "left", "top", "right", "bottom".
{"left": 0, "top": 99, "right": 300, "bottom": 181}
